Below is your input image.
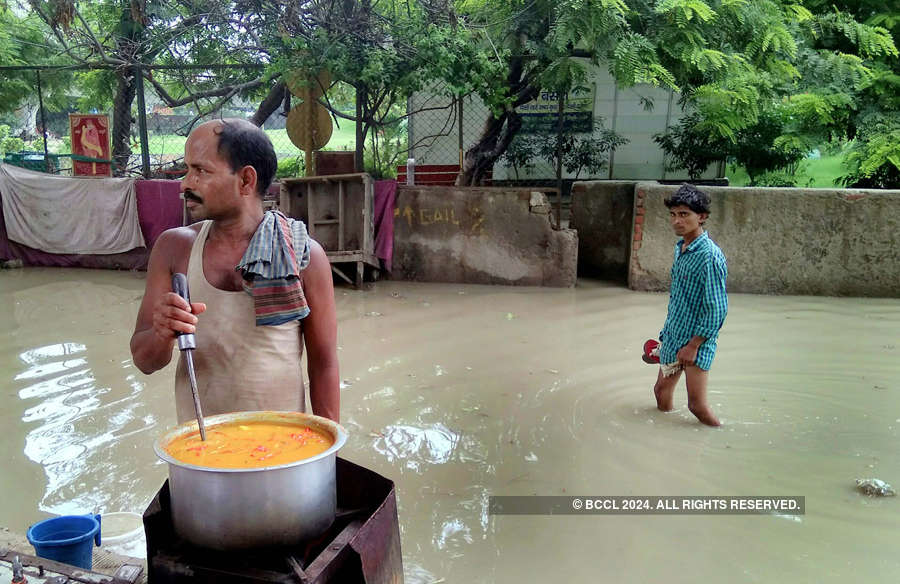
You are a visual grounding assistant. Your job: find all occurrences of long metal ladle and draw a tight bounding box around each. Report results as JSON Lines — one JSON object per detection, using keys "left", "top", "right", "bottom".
{"left": 172, "top": 272, "right": 207, "bottom": 441}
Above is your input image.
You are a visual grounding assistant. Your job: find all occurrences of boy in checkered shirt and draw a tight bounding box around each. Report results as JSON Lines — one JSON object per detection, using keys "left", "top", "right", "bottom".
{"left": 652, "top": 184, "right": 728, "bottom": 426}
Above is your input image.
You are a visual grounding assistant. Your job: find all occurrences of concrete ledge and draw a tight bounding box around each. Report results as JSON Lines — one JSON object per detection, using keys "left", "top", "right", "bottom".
{"left": 392, "top": 186, "right": 577, "bottom": 287}
{"left": 629, "top": 183, "right": 900, "bottom": 296}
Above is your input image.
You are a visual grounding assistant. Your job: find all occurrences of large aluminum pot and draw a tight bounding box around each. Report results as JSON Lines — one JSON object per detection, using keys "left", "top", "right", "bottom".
{"left": 153, "top": 411, "right": 347, "bottom": 550}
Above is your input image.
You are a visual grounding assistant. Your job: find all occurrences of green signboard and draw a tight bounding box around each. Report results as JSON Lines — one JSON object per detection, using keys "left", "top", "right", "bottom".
{"left": 517, "top": 85, "right": 595, "bottom": 134}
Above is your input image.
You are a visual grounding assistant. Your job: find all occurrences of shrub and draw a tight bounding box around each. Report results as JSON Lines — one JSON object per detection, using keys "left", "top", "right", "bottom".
{"left": 276, "top": 156, "right": 306, "bottom": 179}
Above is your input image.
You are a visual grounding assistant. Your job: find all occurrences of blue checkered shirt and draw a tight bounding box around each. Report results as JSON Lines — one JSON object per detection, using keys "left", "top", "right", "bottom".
{"left": 659, "top": 231, "right": 728, "bottom": 370}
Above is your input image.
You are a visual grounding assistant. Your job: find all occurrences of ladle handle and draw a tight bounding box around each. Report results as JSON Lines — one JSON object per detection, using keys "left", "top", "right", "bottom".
{"left": 172, "top": 273, "right": 195, "bottom": 351}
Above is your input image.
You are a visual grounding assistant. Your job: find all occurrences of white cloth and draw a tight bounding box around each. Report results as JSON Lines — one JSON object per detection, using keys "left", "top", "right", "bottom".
{"left": 0, "top": 163, "right": 145, "bottom": 254}
{"left": 660, "top": 362, "right": 683, "bottom": 377}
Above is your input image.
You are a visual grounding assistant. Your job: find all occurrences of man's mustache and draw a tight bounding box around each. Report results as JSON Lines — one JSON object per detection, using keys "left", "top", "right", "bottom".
{"left": 182, "top": 190, "right": 203, "bottom": 204}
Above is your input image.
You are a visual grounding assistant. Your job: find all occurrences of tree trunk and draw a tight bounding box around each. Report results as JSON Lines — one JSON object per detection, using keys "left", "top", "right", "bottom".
{"left": 250, "top": 81, "right": 287, "bottom": 127}
{"left": 457, "top": 111, "right": 507, "bottom": 185}
{"left": 355, "top": 84, "right": 367, "bottom": 172}
{"left": 457, "top": 56, "right": 540, "bottom": 186}
{"left": 110, "top": 5, "right": 145, "bottom": 176}
{"left": 111, "top": 69, "right": 138, "bottom": 175}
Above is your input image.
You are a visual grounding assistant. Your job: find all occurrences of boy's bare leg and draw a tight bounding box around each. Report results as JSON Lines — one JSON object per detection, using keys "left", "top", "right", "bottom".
{"left": 684, "top": 366, "right": 721, "bottom": 426}
{"left": 653, "top": 368, "right": 681, "bottom": 412}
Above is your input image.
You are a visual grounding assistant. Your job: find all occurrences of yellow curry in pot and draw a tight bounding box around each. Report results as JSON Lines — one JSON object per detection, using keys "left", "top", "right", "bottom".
{"left": 165, "top": 421, "right": 333, "bottom": 468}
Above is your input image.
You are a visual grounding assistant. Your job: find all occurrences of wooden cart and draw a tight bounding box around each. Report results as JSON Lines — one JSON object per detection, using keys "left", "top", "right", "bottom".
{"left": 280, "top": 173, "right": 380, "bottom": 288}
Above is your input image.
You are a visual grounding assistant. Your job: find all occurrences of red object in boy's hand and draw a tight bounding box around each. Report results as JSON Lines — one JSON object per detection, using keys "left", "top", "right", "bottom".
{"left": 642, "top": 339, "right": 660, "bottom": 364}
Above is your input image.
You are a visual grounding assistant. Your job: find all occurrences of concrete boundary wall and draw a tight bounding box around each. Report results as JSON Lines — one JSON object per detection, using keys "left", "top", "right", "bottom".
{"left": 629, "top": 183, "right": 900, "bottom": 297}
{"left": 392, "top": 186, "right": 577, "bottom": 287}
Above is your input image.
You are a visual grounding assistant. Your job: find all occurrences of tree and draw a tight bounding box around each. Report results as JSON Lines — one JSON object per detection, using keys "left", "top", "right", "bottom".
{"left": 12, "top": 0, "right": 488, "bottom": 178}
{"left": 455, "top": 0, "right": 656, "bottom": 185}
{"left": 505, "top": 120, "right": 627, "bottom": 180}
{"left": 656, "top": 108, "right": 807, "bottom": 184}
{"left": 654, "top": 112, "right": 732, "bottom": 180}
{"left": 268, "top": 0, "right": 492, "bottom": 176}
{"left": 799, "top": 1, "right": 900, "bottom": 188}
{"left": 24, "top": 0, "right": 279, "bottom": 174}
{"left": 0, "top": 4, "right": 73, "bottom": 127}
{"left": 456, "top": 0, "right": 897, "bottom": 186}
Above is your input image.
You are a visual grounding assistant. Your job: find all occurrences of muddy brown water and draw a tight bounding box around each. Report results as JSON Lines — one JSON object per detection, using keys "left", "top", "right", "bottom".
{"left": 1, "top": 267, "right": 898, "bottom": 583}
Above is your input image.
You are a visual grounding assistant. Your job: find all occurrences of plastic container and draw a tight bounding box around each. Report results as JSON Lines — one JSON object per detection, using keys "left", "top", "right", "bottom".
{"left": 26, "top": 514, "right": 101, "bottom": 570}
{"left": 100, "top": 512, "right": 146, "bottom": 558}
{"left": 406, "top": 158, "right": 415, "bottom": 185}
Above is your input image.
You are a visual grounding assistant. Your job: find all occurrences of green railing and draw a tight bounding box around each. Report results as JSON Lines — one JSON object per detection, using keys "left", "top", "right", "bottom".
{"left": 2, "top": 151, "right": 113, "bottom": 174}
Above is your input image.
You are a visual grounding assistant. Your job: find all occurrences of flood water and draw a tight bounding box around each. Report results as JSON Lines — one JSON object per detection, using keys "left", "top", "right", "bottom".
{"left": 1, "top": 267, "right": 899, "bottom": 583}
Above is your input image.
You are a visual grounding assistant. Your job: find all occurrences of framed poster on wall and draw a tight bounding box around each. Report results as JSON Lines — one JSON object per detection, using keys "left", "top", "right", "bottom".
{"left": 69, "top": 114, "right": 112, "bottom": 176}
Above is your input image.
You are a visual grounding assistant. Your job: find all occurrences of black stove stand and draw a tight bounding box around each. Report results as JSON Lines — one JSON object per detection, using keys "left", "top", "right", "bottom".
{"left": 144, "top": 458, "right": 403, "bottom": 584}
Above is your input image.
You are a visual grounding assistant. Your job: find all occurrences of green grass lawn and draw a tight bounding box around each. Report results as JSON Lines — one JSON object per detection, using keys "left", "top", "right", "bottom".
{"left": 144, "top": 120, "right": 358, "bottom": 158}
{"left": 726, "top": 151, "right": 847, "bottom": 187}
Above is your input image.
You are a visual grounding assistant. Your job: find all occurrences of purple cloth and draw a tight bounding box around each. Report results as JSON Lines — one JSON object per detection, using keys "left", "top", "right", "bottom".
{"left": 0, "top": 178, "right": 184, "bottom": 270}
{"left": 135, "top": 179, "right": 184, "bottom": 248}
{"left": 373, "top": 180, "right": 397, "bottom": 272}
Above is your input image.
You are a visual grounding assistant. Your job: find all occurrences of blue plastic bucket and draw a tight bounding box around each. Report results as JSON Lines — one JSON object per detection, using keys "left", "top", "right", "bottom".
{"left": 26, "top": 514, "right": 102, "bottom": 570}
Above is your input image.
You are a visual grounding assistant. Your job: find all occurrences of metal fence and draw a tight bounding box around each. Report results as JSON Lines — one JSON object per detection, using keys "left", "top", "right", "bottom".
{"left": 406, "top": 80, "right": 613, "bottom": 225}
{"left": 0, "top": 64, "right": 332, "bottom": 180}
{"left": 406, "top": 74, "right": 722, "bottom": 191}
{"left": 408, "top": 83, "right": 560, "bottom": 188}
{"left": 2, "top": 64, "right": 676, "bottom": 207}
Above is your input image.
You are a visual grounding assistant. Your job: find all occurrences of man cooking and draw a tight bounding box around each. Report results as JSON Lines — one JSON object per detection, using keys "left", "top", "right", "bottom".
{"left": 130, "top": 118, "right": 340, "bottom": 423}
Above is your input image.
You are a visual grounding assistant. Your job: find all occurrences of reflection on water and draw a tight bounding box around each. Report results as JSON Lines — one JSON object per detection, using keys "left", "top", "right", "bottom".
{"left": 374, "top": 424, "right": 460, "bottom": 470}
{"left": 0, "top": 269, "right": 169, "bottom": 558}
{"left": 18, "top": 340, "right": 156, "bottom": 517}
{"left": 2, "top": 269, "right": 900, "bottom": 582}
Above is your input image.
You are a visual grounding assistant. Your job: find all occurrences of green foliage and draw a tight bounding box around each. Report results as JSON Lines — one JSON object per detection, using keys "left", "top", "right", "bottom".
{"left": 730, "top": 109, "right": 807, "bottom": 181}
{"left": 751, "top": 24, "right": 797, "bottom": 61}
{"left": 654, "top": 112, "right": 732, "bottom": 179}
{"left": 866, "top": 12, "right": 900, "bottom": 30}
{"left": 271, "top": 0, "right": 489, "bottom": 175}
{"left": 839, "top": 113, "right": 900, "bottom": 188}
{"left": 650, "top": 0, "right": 899, "bottom": 187}
{"left": 73, "top": 70, "right": 118, "bottom": 113}
{"left": 558, "top": 129, "right": 629, "bottom": 178}
{"left": 0, "top": 5, "right": 72, "bottom": 116}
{"left": 451, "top": 0, "right": 900, "bottom": 184}
{"left": 784, "top": 4, "right": 814, "bottom": 23}
{"left": 276, "top": 156, "right": 306, "bottom": 179}
{"left": 654, "top": 0, "right": 717, "bottom": 28}
{"left": 364, "top": 116, "right": 407, "bottom": 179}
{"left": 691, "top": 74, "right": 763, "bottom": 141}
{"left": 656, "top": 108, "right": 807, "bottom": 182}
{"left": 500, "top": 137, "right": 537, "bottom": 180}
{"left": 503, "top": 121, "right": 627, "bottom": 180}
{"left": 5, "top": 0, "right": 897, "bottom": 188}
{"left": 2, "top": 137, "right": 26, "bottom": 155}
{"left": 0, "top": 123, "right": 27, "bottom": 155}
{"left": 817, "top": 12, "right": 898, "bottom": 60}
{"left": 859, "top": 65, "right": 900, "bottom": 110}
{"left": 0, "top": 125, "right": 24, "bottom": 156}
{"left": 610, "top": 33, "right": 679, "bottom": 89}
{"left": 799, "top": 1, "right": 899, "bottom": 186}
{"left": 750, "top": 169, "right": 801, "bottom": 187}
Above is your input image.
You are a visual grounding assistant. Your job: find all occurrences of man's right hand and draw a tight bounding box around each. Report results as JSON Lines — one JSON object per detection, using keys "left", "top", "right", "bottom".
{"left": 151, "top": 292, "right": 207, "bottom": 341}
{"left": 131, "top": 227, "right": 202, "bottom": 375}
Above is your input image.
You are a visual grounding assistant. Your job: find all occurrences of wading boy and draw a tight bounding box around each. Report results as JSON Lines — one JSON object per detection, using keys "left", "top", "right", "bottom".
{"left": 652, "top": 184, "right": 728, "bottom": 426}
